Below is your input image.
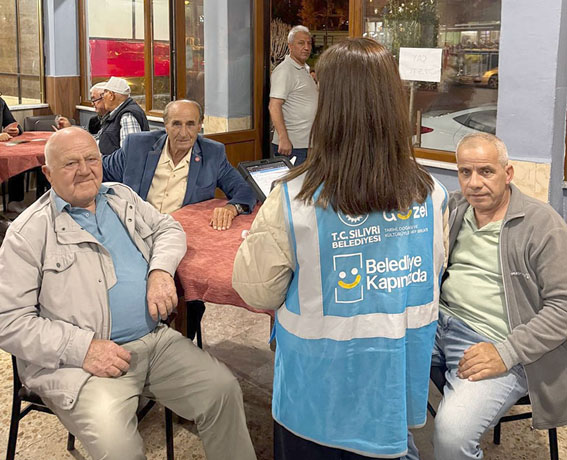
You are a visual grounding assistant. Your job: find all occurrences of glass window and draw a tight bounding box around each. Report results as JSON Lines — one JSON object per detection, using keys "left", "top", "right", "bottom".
{"left": 184, "top": 0, "right": 205, "bottom": 110}
{"left": 87, "top": 0, "right": 148, "bottom": 110}
{"left": 82, "top": 0, "right": 255, "bottom": 133}
{"left": 0, "top": 0, "right": 43, "bottom": 105}
{"left": 455, "top": 109, "right": 496, "bottom": 134}
{"left": 152, "top": 0, "right": 170, "bottom": 111}
{"left": 363, "top": 0, "right": 501, "bottom": 153}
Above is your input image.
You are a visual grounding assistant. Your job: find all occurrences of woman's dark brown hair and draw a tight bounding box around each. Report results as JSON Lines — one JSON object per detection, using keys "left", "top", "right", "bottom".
{"left": 285, "top": 37, "right": 433, "bottom": 215}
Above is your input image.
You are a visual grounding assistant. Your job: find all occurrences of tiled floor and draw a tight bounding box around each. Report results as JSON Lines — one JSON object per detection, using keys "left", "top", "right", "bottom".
{"left": 0, "top": 302, "right": 565, "bottom": 459}
{"left": 0, "top": 188, "right": 565, "bottom": 460}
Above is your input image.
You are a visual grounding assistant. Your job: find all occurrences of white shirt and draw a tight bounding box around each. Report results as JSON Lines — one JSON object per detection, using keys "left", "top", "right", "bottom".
{"left": 270, "top": 55, "right": 319, "bottom": 149}
{"left": 146, "top": 140, "right": 192, "bottom": 214}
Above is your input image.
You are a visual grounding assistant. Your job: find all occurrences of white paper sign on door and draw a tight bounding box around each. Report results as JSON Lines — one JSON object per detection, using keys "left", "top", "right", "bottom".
{"left": 399, "top": 47, "right": 443, "bottom": 83}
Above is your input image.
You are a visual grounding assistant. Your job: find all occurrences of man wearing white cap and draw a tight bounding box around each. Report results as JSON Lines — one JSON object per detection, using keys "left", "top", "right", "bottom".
{"left": 98, "top": 76, "right": 149, "bottom": 155}
{"left": 57, "top": 82, "right": 109, "bottom": 136}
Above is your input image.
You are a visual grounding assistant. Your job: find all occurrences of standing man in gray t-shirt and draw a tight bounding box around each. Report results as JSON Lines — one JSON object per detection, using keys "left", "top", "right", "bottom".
{"left": 269, "top": 25, "right": 318, "bottom": 166}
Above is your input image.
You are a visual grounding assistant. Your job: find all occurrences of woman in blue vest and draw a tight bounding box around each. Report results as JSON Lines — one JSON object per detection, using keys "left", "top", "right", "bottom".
{"left": 233, "top": 38, "right": 448, "bottom": 459}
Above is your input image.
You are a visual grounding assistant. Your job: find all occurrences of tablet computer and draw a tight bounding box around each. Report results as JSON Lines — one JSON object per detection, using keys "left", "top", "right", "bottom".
{"left": 238, "top": 157, "right": 293, "bottom": 202}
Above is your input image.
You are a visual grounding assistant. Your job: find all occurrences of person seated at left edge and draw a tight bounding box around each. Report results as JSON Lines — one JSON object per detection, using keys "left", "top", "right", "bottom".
{"left": 103, "top": 99, "right": 257, "bottom": 230}
{"left": 0, "top": 127, "right": 257, "bottom": 460}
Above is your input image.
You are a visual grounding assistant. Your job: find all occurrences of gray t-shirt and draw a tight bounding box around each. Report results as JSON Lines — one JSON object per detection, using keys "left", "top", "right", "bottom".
{"left": 270, "top": 55, "right": 318, "bottom": 149}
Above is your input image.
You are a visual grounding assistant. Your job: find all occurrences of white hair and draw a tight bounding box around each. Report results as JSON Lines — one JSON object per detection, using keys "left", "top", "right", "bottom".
{"left": 456, "top": 133, "right": 509, "bottom": 166}
{"left": 288, "top": 25, "right": 310, "bottom": 44}
{"left": 89, "top": 82, "right": 106, "bottom": 96}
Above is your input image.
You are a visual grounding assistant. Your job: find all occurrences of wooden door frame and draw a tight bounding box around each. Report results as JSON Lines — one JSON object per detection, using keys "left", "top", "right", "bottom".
{"left": 200, "top": 0, "right": 265, "bottom": 161}
{"left": 348, "top": 0, "right": 456, "bottom": 162}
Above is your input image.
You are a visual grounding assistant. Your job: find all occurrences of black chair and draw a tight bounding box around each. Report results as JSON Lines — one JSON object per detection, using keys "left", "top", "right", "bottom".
{"left": 7, "top": 355, "right": 175, "bottom": 460}
{"left": 23, "top": 115, "right": 75, "bottom": 132}
{"left": 428, "top": 365, "right": 559, "bottom": 460}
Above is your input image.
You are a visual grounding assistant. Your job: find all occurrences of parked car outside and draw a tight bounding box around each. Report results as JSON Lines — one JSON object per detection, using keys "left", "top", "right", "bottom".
{"left": 420, "top": 105, "right": 497, "bottom": 152}
{"left": 478, "top": 67, "right": 498, "bottom": 88}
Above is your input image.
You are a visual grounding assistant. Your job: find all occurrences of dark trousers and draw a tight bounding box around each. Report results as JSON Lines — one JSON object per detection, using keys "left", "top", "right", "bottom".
{"left": 271, "top": 144, "right": 308, "bottom": 166}
{"left": 7, "top": 174, "right": 24, "bottom": 202}
{"left": 7, "top": 169, "right": 50, "bottom": 203}
{"left": 274, "top": 421, "right": 401, "bottom": 460}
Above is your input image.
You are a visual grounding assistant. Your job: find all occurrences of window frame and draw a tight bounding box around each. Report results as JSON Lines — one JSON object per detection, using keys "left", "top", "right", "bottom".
{"left": 78, "top": 0, "right": 173, "bottom": 118}
{"left": 0, "top": 0, "right": 45, "bottom": 106}
{"left": 79, "top": 0, "right": 266, "bottom": 160}
{"left": 349, "top": 0, "right": 505, "bottom": 164}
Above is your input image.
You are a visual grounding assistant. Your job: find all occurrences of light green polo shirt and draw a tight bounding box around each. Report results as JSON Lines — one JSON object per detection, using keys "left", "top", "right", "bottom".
{"left": 440, "top": 206, "right": 510, "bottom": 343}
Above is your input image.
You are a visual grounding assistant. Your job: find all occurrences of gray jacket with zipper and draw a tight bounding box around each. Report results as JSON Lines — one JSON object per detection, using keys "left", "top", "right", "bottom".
{"left": 448, "top": 184, "right": 567, "bottom": 429}
{"left": 0, "top": 183, "right": 186, "bottom": 410}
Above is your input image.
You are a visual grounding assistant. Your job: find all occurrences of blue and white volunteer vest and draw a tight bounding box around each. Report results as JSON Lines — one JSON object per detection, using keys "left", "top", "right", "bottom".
{"left": 273, "top": 175, "right": 447, "bottom": 458}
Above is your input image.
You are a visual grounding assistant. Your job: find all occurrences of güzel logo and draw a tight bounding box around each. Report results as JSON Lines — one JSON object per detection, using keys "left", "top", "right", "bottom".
{"left": 383, "top": 203, "right": 428, "bottom": 222}
{"left": 338, "top": 212, "right": 369, "bottom": 227}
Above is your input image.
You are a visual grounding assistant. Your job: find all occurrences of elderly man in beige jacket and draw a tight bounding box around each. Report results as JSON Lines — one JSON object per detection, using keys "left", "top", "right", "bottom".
{"left": 0, "top": 128, "right": 256, "bottom": 460}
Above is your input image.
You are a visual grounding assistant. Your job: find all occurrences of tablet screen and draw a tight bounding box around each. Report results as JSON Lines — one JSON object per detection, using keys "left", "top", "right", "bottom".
{"left": 247, "top": 161, "right": 290, "bottom": 199}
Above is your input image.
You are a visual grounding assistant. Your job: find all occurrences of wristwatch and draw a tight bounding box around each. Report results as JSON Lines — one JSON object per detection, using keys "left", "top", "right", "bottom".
{"left": 233, "top": 203, "right": 245, "bottom": 215}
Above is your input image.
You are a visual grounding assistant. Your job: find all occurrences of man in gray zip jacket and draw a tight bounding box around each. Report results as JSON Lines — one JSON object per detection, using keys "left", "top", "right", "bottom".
{"left": 0, "top": 128, "right": 256, "bottom": 460}
{"left": 406, "top": 133, "right": 567, "bottom": 460}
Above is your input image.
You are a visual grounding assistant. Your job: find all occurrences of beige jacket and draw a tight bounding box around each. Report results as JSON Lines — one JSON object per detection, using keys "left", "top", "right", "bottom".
{"left": 0, "top": 183, "right": 186, "bottom": 409}
{"left": 233, "top": 184, "right": 449, "bottom": 311}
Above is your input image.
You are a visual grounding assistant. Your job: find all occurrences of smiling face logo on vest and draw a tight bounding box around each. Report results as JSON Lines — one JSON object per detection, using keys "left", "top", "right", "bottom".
{"left": 333, "top": 253, "right": 364, "bottom": 304}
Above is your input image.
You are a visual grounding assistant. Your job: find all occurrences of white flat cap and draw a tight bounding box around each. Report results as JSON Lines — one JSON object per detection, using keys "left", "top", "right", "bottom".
{"left": 102, "top": 77, "right": 131, "bottom": 96}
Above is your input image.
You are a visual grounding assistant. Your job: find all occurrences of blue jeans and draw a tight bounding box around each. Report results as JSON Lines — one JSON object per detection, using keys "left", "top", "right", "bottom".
{"left": 271, "top": 143, "right": 308, "bottom": 166}
{"left": 404, "top": 312, "right": 528, "bottom": 460}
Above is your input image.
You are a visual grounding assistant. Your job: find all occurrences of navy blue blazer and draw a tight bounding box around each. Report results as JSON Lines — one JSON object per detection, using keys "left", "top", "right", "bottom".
{"left": 102, "top": 130, "right": 257, "bottom": 212}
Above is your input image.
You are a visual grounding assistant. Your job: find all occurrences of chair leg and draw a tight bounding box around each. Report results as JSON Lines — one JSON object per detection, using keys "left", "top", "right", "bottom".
{"left": 186, "top": 300, "right": 205, "bottom": 349}
{"left": 548, "top": 428, "right": 558, "bottom": 460}
{"left": 67, "top": 433, "right": 76, "bottom": 451}
{"left": 6, "top": 395, "right": 22, "bottom": 460}
{"left": 196, "top": 322, "right": 203, "bottom": 349}
{"left": 427, "top": 401, "right": 437, "bottom": 418}
{"left": 493, "top": 421, "right": 502, "bottom": 445}
{"left": 1, "top": 182, "right": 7, "bottom": 213}
{"left": 165, "top": 408, "right": 174, "bottom": 460}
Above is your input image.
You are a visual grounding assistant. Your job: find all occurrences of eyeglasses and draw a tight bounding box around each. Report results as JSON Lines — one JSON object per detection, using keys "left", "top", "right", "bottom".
{"left": 90, "top": 96, "right": 103, "bottom": 104}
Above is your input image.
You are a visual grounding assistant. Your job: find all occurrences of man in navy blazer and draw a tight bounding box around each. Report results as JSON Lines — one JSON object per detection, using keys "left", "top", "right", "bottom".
{"left": 103, "top": 100, "right": 256, "bottom": 230}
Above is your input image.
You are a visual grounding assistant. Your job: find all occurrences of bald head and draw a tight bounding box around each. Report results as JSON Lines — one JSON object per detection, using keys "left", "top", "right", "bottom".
{"left": 42, "top": 127, "right": 102, "bottom": 210}
{"left": 45, "top": 127, "right": 99, "bottom": 167}
{"left": 163, "top": 100, "right": 203, "bottom": 124}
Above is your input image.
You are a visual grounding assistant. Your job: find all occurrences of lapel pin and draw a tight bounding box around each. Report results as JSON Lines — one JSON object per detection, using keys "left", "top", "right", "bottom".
{"left": 195, "top": 156, "right": 200, "bottom": 162}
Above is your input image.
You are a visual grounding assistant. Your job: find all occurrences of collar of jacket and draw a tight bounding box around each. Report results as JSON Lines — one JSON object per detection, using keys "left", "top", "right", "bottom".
{"left": 106, "top": 97, "right": 134, "bottom": 123}
{"left": 449, "top": 183, "right": 526, "bottom": 246}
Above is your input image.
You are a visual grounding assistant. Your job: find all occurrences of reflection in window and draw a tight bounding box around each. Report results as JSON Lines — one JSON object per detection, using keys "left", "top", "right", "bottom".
{"left": 184, "top": 0, "right": 205, "bottom": 110}
{"left": 83, "top": 0, "right": 254, "bottom": 133}
{"left": 86, "top": 0, "right": 171, "bottom": 113}
{"left": 152, "top": 0, "right": 170, "bottom": 111}
{"left": 87, "top": 0, "right": 148, "bottom": 109}
{"left": 0, "top": 0, "right": 42, "bottom": 105}
{"left": 363, "top": 0, "right": 501, "bottom": 152}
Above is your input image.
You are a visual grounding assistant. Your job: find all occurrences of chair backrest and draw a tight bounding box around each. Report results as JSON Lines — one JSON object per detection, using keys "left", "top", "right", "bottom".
{"left": 23, "top": 115, "right": 76, "bottom": 132}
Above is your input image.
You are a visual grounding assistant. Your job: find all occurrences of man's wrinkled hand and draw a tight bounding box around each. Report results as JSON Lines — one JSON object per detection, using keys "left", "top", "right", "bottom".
{"left": 210, "top": 204, "right": 237, "bottom": 231}
{"left": 458, "top": 342, "right": 507, "bottom": 381}
{"left": 56, "top": 116, "right": 72, "bottom": 129}
{"left": 147, "top": 269, "right": 177, "bottom": 320}
{"left": 3, "top": 122, "right": 19, "bottom": 136}
{"left": 82, "top": 339, "right": 131, "bottom": 378}
{"left": 278, "top": 138, "right": 293, "bottom": 156}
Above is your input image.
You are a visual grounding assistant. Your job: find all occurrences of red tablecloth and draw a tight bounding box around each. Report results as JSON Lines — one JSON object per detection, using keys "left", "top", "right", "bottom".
{"left": 172, "top": 199, "right": 272, "bottom": 316}
{"left": 0, "top": 132, "right": 52, "bottom": 182}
